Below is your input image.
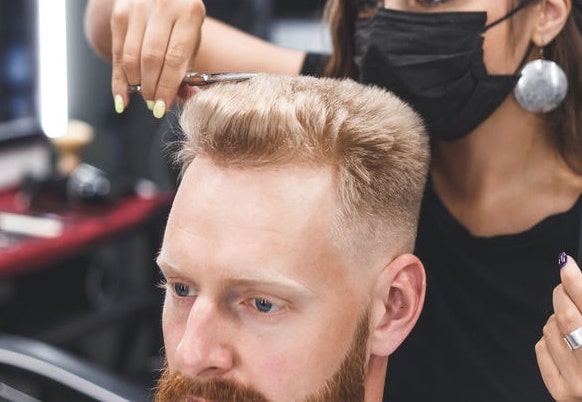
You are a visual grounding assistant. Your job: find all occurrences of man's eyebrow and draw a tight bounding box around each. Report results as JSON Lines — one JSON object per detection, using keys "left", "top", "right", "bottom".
{"left": 156, "top": 255, "right": 180, "bottom": 275}
{"left": 155, "top": 256, "right": 316, "bottom": 296}
{"left": 225, "top": 276, "right": 316, "bottom": 296}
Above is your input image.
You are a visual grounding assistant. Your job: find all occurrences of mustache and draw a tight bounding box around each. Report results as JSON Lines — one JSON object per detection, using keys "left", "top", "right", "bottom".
{"left": 155, "top": 369, "right": 270, "bottom": 402}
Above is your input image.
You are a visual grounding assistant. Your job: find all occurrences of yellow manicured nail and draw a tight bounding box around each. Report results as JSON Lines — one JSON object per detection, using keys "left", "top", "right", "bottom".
{"left": 153, "top": 100, "right": 166, "bottom": 119}
{"left": 146, "top": 100, "right": 154, "bottom": 111}
{"left": 114, "top": 94, "right": 125, "bottom": 114}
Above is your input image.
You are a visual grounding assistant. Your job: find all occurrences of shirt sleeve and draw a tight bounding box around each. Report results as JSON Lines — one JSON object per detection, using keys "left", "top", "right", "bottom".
{"left": 300, "top": 52, "right": 331, "bottom": 77}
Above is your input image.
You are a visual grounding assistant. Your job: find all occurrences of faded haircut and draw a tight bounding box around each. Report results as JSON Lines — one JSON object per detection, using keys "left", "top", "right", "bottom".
{"left": 176, "top": 74, "right": 429, "bottom": 261}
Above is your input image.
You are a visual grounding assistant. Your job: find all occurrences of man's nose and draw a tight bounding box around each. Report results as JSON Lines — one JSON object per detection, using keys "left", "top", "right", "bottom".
{"left": 174, "top": 298, "right": 235, "bottom": 378}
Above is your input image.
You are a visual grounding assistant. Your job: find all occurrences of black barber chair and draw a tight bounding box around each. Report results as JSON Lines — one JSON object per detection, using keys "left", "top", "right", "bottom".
{"left": 0, "top": 335, "right": 150, "bottom": 402}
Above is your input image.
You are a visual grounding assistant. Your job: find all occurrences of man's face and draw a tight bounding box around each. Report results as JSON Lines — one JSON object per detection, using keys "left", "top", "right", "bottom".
{"left": 156, "top": 157, "right": 374, "bottom": 401}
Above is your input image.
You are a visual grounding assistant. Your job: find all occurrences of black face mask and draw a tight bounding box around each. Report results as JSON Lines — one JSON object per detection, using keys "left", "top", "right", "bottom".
{"left": 353, "top": 5, "right": 530, "bottom": 141}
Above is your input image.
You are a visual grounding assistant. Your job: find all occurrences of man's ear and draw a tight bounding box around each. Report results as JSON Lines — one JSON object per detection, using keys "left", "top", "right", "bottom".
{"left": 368, "top": 253, "right": 426, "bottom": 357}
{"left": 531, "top": 0, "right": 571, "bottom": 46}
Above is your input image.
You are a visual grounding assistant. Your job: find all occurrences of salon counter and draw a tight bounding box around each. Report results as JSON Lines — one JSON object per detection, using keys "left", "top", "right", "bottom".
{"left": 0, "top": 186, "right": 173, "bottom": 277}
{"left": 0, "top": 185, "right": 173, "bottom": 385}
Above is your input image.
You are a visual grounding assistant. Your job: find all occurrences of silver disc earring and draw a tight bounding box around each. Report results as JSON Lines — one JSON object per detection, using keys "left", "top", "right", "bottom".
{"left": 514, "top": 47, "right": 568, "bottom": 113}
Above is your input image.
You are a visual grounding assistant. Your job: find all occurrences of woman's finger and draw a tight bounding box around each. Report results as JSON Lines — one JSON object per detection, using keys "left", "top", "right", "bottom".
{"left": 121, "top": 0, "right": 150, "bottom": 91}
{"left": 536, "top": 329, "right": 566, "bottom": 401}
{"left": 110, "top": 0, "right": 131, "bottom": 113}
{"left": 560, "top": 253, "right": 582, "bottom": 313}
{"left": 152, "top": 1, "right": 205, "bottom": 118}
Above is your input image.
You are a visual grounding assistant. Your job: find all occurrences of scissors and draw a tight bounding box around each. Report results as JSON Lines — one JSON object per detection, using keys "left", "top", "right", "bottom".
{"left": 127, "top": 72, "right": 257, "bottom": 94}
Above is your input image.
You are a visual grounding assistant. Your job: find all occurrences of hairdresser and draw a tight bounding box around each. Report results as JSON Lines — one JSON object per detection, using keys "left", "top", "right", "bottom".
{"left": 84, "top": 1, "right": 582, "bottom": 400}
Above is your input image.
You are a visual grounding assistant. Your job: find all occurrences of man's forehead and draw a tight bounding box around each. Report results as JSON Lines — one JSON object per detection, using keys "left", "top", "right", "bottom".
{"left": 182, "top": 156, "right": 337, "bottom": 192}
{"left": 174, "top": 157, "right": 338, "bottom": 238}
{"left": 160, "top": 156, "right": 359, "bottom": 291}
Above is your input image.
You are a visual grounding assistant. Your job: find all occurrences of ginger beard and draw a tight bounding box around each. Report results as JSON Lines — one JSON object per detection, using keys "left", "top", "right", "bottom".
{"left": 155, "top": 309, "right": 370, "bottom": 402}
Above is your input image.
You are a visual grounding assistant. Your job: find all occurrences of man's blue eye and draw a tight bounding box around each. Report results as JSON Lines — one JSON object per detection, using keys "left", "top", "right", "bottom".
{"left": 173, "top": 283, "right": 192, "bottom": 297}
{"left": 253, "top": 298, "right": 278, "bottom": 313}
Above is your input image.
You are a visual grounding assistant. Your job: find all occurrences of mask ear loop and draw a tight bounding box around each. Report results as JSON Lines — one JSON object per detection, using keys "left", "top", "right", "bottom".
{"left": 482, "top": 0, "right": 537, "bottom": 32}
{"left": 481, "top": 0, "right": 538, "bottom": 74}
{"left": 481, "top": 0, "right": 537, "bottom": 73}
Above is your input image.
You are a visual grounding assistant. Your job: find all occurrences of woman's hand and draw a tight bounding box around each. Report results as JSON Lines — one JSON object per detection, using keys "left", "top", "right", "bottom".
{"left": 85, "top": 0, "right": 306, "bottom": 117}
{"left": 536, "top": 253, "right": 582, "bottom": 401}
{"left": 108, "top": 0, "right": 206, "bottom": 117}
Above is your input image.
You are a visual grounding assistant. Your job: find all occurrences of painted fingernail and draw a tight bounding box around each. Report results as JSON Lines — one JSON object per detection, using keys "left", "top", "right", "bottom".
{"left": 558, "top": 252, "right": 568, "bottom": 269}
{"left": 114, "top": 94, "right": 125, "bottom": 114}
{"left": 153, "top": 100, "right": 166, "bottom": 119}
{"left": 146, "top": 100, "right": 155, "bottom": 111}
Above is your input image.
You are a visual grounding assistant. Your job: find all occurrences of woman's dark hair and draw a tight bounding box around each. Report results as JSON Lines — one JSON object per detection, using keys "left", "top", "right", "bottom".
{"left": 324, "top": 0, "right": 582, "bottom": 172}
{"left": 323, "top": 0, "right": 359, "bottom": 79}
{"left": 543, "top": 0, "right": 582, "bottom": 172}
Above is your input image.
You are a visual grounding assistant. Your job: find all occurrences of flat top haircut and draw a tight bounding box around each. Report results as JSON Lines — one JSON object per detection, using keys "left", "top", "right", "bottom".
{"left": 176, "top": 74, "right": 429, "bottom": 263}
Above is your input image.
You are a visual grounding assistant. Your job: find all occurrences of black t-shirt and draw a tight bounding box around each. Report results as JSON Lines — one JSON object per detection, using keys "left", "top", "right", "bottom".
{"left": 384, "top": 180, "right": 581, "bottom": 401}
{"left": 300, "top": 53, "right": 329, "bottom": 77}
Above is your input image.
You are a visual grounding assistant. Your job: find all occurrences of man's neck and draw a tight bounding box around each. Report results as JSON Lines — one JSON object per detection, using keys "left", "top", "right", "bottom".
{"left": 365, "top": 356, "right": 388, "bottom": 401}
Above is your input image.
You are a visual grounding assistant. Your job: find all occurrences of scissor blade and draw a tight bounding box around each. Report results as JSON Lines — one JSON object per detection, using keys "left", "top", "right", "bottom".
{"left": 183, "top": 72, "right": 258, "bottom": 86}
{"left": 126, "top": 72, "right": 257, "bottom": 93}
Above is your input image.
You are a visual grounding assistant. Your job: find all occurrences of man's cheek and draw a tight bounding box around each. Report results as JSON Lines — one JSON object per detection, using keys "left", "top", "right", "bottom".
{"left": 161, "top": 316, "right": 182, "bottom": 370}
{"left": 255, "top": 355, "right": 290, "bottom": 389}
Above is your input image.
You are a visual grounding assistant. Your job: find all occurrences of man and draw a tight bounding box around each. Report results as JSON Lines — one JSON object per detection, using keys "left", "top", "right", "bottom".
{"left": 155, "top": 74, "right": 429, "bottom": 401}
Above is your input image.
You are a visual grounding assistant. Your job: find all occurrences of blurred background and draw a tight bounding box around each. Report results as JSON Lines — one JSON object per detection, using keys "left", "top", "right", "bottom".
{"left": 0, "top": 1, "right": 329, "bottom": 400}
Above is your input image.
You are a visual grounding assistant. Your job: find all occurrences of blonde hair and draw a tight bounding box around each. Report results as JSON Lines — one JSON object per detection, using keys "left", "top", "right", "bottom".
{"left": 177, "top": 74, "right": 429, "bottom": 259}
